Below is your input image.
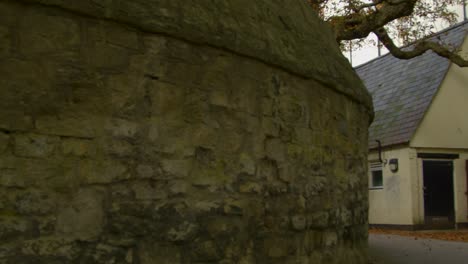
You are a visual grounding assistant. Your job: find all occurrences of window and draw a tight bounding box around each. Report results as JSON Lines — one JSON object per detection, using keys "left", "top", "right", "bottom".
{"left": 370, "top": 162, "right": 383, "bottom": 189}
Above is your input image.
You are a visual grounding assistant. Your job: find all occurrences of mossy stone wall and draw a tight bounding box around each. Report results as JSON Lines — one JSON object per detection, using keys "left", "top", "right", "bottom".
{"left": 0, "top": 0, "right": 372, "bottom": 263}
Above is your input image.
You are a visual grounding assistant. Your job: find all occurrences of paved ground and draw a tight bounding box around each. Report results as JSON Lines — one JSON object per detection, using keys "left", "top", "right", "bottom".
{"left": 369, "top": 233, "right": 468, "bottom": 264}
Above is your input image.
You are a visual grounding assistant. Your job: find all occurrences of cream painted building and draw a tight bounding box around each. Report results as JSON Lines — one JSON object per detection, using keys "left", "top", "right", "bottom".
{"left": 356, "top": 21, "right": 468, "bottom": 230}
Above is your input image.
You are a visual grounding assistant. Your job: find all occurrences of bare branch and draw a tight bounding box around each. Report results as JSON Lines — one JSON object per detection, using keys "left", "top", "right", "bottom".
{"left": 329, "top": 0, "right": 418, "bottom": 41}
{"left": 373, "top": 27, "right": 468, "bottom": 67}
{"left": 349, "top": 0, "right": 384, "bottom": 12}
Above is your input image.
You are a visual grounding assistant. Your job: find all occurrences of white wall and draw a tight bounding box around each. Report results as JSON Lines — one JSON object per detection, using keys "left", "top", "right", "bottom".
{"left": 411, "top": 37, "right": 468, "bottom": 149}
{"left": 409, "top": 36, "right": 468, "bottom": 226}
{"left": 368, "top": 147, "right": 417, "bottom": 225}
{"left": 454, "top": 154, "right": 468, "bottom": 223}
{"left": 369, "top": 147, "right": 468, "bottom": 226}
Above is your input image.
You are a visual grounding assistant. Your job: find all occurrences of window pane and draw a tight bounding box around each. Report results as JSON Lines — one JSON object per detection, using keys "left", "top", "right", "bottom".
{"left": 372, "top": 170, "right": 383, "bottom": 187}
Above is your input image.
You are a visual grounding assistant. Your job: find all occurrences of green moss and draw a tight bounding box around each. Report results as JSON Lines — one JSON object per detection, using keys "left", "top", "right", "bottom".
{"left": 287, "top": 143, "right": 303, "bottom": 159}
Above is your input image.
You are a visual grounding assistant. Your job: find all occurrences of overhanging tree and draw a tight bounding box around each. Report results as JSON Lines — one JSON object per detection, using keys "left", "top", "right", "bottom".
{"left": 308, "top": 0, "right": 468, "bottom": 67}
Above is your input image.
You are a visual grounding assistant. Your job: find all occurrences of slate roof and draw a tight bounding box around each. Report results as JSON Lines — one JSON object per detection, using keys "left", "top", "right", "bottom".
{"left": 355, "top": 21, "right": 468, "bottom": 149}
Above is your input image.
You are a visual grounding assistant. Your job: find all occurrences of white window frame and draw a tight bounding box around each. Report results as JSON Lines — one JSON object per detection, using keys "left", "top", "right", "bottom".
{"left": 369, "top": 162, "right": 383, "bottom": 189}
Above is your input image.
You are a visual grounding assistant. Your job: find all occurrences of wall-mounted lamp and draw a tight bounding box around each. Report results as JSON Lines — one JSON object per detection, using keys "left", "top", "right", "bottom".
{"left": 389, "top": 158, "right": 398, "bottom": 173}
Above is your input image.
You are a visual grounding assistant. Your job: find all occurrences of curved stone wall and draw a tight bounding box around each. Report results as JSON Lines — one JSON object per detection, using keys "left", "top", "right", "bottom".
{"left": 0, "top": 0, "right": 372, "bottom": 263}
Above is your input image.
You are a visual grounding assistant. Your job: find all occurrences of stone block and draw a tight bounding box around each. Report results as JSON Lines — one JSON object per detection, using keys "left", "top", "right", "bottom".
{"left": 220, "top": 131, "right": 243, "bottom": 154}
{"left": 307, "top": 211, "right": 329, "bottom": 229}
{"left": 323, "top": 231, "right": 338, "bottom": 247}
{"left": 263, "top": 237, "right": 293, "bottom": 258}
{"left": 61, "top": 138, "right": 94, "bottom": 157}
{"left": 0, "top": 132, "right": 9, "bottom": 153}
{"left": 239, "top": 153, "right": 256, "bottom": 175}
{"left": 20, "top": 237, "right": 80, "bottom": 260}
{"left": 161, "top": 159, "right": 192, "bottom": 178}
{"left": 106, "top": 25, "right": 140, "bottom": 50}
{"left": 147, "top": 122, "right": 159, "bottom": 142}
{"left": 265, "top": 138, "right": 286, "bottom": 162}
{"left": 278, "top": 97, "right": 304, "bottom": 123}
{"left": 168, "top": 180, "right": 190, "bottom": 195}
{"left": 190, "top": 164, "right": 228, "bottom": 188}
{"left": 136, "top": 165, "right": 155, "bottom": 179}
{"left": 0, "top": 217, "right": 32, "bottom": 240}
{"left": 239, "top": 181, "right": 263, "bottom": 194}
{"left": 291, "top": 215, "right": 307, "bottom": 231}
{"left": 209, "top": 89, "right": 231, "bottom": 108}
{"left": 304, "top": 177, "right": 327, "bottom": 197}
{"left": 138, "top": 243, "right": 181, "bottom": 264}
{"left": 261, "top": 117, "right": 279, "bottom": 137}
{"left": 14, "top": 133, "right": 59, "bottom": 158}
{"left": 223, "top": 198, "right": 244, "bottom": 216}
{"left": 286, "top": 143, "right": 303, "bottom": 161}
{"left": 166, "top": 221, "right": 198, "bottom": 242}
{"left": 87, "top": 42, "right": 130, "bottom": 69}
{"left": 0, "top": 26, "right": 10, "bottom": 58}
{"left": 102, "top": 139, "right": 135, "bottom": 157}
{"left": 35, "top": 114, "right": 96, "bottom": 138}
{"left": 0, "top": 156, "right": 60, "bottom": 188}
{"left": 0, "top": 111, "right": 34, "bottom": 131}
{"left": 192, "top": 200, "right": 222, "bottom": 213}
{"left": 131, "top": 182, "right": 167, "bottom": 200}
{"left": 80, "top": 160, "right": 130, "bottom": 184}
{"left": 56, "top": 189, "right": 104, "bottom": 241}
{"left": 183, "top": 100, "right": 211, "bottom": 124}
{"left": 191, "top": 124, "right": 218, "bottom": 149}
{"left": 191, "top": 240, "right": 221, "bottom": 262}
{"left": 261, "top": 97, "right": 274, "bottom": 116}
{"left": 0, "top": 59, "right": 52, "bottom": 113}
{"left": 15, "top": 189, "right": 57, "bottom": 215}
{"left": 36, "top": 216, "right": 56, "bottom": 237}
{"left": 105, "top": 118, "right": 139, "bottom": 139}
{"left": 257, "top": 159, "right": 279, "bottom": 180}
{"left": 19, "top": 11, "right": 80, "bottom": 56}
{"left": 295, "top": 127, "right": 314, "bottom": 144}
{"left": 149, "top": 81, "right": 185, "bottom": 116}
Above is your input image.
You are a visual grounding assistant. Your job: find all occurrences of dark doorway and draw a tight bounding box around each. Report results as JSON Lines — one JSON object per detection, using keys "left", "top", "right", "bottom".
{"left": 423, "top": 160, "right": 455, "bottom": 229}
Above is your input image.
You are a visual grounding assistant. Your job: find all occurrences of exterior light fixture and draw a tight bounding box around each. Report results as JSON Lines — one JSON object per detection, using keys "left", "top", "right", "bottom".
{"left": 389, "top": 158, "right": 398, "bottom": 173}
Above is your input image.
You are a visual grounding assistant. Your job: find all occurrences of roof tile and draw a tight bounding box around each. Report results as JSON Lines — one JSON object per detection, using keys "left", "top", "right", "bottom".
{"left": 355, "top": 22, "right": 468, "bottom": 149}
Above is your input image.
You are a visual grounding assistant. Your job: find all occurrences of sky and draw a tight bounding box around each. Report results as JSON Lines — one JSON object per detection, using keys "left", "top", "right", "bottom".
{"left": 343, "top": 3, "right": 467, "bottom": 67}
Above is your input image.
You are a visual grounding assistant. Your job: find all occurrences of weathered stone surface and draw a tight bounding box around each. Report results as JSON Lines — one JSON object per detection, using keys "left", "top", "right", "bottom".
{"left": 0, "top": 217, "right": 33, "bottom": 240}
{"left": 20, "top": 238, "right": 81, "bottom": 260}
{"left": 15, "top": 189, "right": 57, "bottom": 215}
{"left": 13, "top": 133, "right": 59, "bottom": 158}
{"left": 80, "top": 160, "right": 130, "bottom": 184}
{"left": 35, "top": 114, "right": 97, "bottom": 138}
{"left": 61, "top": 138, "right": 94, "bottom": 157}
{"left": 0, "top": 25, "right": 10, "bottom": 58}
{"left": 56, "top": 189, "right": 104, "bottom": 241}
{"left": 138, "top": 243, "right": 181, "bottom": 264}
{"left": 18, "top": 0, "right": 373, "bottom": 108}
{"left": 0, "top": 0, "right": 372, "bottom": 263}
{"left": 0, "top": 132, "right": 9, "bottom": 153}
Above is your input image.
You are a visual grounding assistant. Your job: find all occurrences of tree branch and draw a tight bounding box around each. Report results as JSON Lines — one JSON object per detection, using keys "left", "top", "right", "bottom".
{"left": 349, "top": 0, "right": 384, "bottom": 12}
{"left": 329, "top": 0, "right": 418, "bottom": 41}
{"left": 373, "top": 27, "right": 468, "bottom": 67}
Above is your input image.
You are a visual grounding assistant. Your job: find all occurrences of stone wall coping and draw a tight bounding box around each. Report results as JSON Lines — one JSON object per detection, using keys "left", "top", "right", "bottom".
{"left": 16, "top": 0, "right": 373, "bottom": 113}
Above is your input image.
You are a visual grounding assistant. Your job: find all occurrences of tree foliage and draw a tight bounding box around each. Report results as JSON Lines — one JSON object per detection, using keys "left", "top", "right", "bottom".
{"left": 308, "top": 0, "right": 468, "bottom": 66}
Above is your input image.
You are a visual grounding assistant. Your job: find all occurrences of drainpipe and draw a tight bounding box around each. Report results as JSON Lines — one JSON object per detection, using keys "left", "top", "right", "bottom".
{"left": 376, "top": 140, "right": 384, "bottom": 164}
{"left": 464, "top": 0, "right": 467, "bottom": 21}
